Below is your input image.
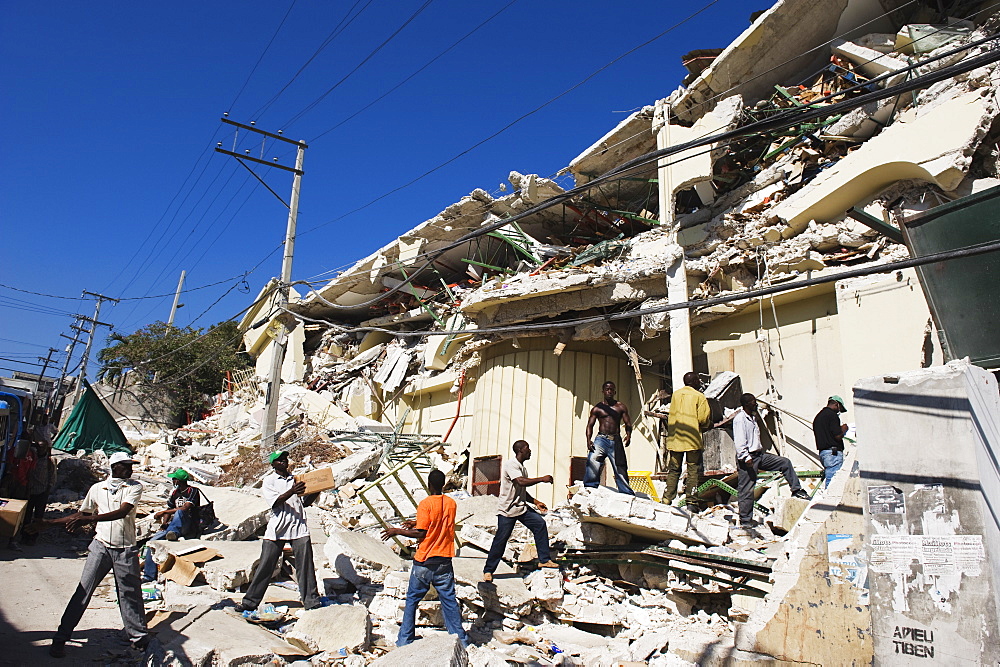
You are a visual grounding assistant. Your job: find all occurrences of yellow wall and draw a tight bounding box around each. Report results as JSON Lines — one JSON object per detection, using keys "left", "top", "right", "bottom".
{"left": 696, "top": 288, "right": 843, "bottom": 469}
{"left": 402, "top": 382, "right": 476, "bottom": 446}
{"left": 468, "top": 340, "right": 659, "bottom": 507}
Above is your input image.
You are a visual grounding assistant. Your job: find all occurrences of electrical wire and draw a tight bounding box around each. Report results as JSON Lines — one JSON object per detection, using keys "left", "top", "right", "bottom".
{"left": 248, "top": 0, "right": 374, "bottom": 121}
{"left": 290, "top": 239, "right": 1000, "bottom": 339}
{"left": 307, "top": 0, "right": 520, "bottom": 144}
{"left": 228, "top": 0, "right": 299, "bottom": 114}
{"left": 0, "top": 273, "right": 258, "bottom": 302}
{"left": 281, "top": 0, "right": 436, "bottom": 129}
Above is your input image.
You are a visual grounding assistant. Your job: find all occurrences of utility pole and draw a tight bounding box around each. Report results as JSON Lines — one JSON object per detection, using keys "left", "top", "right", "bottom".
{"left": 36, "top": 347, "right": 58, "bottom": 412}
{"left": 215, "top": 117, "right": 306, "bottom": 450}
{"left": 71, "top": 291, "right": 119, "bottom": 407}
{"left": 51, "top": 320, "right": 85, "bottom": 422}
{"left": 167, "top": 270, "right": 186, "bottom": 326}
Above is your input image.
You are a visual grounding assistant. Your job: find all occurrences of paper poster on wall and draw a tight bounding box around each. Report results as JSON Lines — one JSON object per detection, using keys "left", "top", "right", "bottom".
{"left": 867, "top": 485, "right": 905, "bottom": 514}
{"left": 869, "top": 534, "right": 985, "bottom": 576}
{"left": 828, "top": 533, "right": 869, "bottom": 605}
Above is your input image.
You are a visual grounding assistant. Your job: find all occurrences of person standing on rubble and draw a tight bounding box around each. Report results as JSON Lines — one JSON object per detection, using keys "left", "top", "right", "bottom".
{"left": 47, "top": 451, "right": 150, "bottom": 658}
{"left": 734, "top": 394, "right": 811, "bottom": 527}
{"left": 234, "top": 451, "right": 322, "bottom": 613}
{"left": 142, "top": 468, "right": 203, "bottom": 581}
{"left": 382, "top": 469, "right": 468, "bottom": 647}
{"left": 582, "top": 381, "right": 635, "bottom": 495}
{"left": 663, "top": 372, "right": 712, "bottom": 508}
{"left": 813, "top": 396, "right": 849, "bottom": 488}
{"left": 483, "top": 440, "right": 559, "bottom": 582}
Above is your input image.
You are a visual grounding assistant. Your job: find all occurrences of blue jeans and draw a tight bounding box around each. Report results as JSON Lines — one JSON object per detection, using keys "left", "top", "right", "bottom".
{"left": 142, "top": 509, "right": 187, "bottom": 580}
{"left": 819, "top": 449, "right": 844, "bottom": 488}
{"left": 397, "top": 557, "right": 467, "bottom": 647}
{"left": 484, "top": 510, "right": 551, "bottom": 574}
{"left": 582, "top": 435, "right": 635, "bottom": 495}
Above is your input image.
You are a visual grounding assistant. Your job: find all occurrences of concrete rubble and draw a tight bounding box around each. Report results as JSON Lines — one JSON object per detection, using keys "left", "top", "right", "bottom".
{"left": 42, "top": 1, "right": 1000, "bottom": 664}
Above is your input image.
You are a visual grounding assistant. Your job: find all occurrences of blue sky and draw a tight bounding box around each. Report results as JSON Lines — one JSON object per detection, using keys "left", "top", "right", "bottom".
{"left": 0, "top": 0, "right": 757, "bottom": 381}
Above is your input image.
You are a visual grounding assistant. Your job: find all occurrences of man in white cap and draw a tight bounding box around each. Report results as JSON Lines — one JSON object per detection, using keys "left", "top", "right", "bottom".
{"left": 48, "top": 451, "right": 149, "bottom": 658}
{"left": 812, "top": 395, "right": 849, "bottom": 487}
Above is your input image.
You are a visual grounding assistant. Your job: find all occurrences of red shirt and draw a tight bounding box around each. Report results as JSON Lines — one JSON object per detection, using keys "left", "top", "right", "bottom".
{"left": 414, "top": 494, "right": 456, "bottom": 561}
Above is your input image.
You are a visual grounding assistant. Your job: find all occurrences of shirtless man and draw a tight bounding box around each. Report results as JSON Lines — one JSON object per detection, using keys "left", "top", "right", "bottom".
{"left": 582, "top": 381, "right": 635, "bottom": 495}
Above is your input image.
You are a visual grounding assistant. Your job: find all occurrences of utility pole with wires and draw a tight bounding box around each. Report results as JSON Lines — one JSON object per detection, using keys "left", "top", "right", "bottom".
{"left": 51, "top": 319, "right": 86, "bottom": 422}
{"left": 215, "top": 116, "right": 306, "bottom": 450}
{"left": 36, "top": 347, "right": 59, "bottom": 413}
{"left": 70, "top": 291, "right": 119, "bottom": 407}
{"left": 167, "top": 270, "right": 186, "bottom": 326}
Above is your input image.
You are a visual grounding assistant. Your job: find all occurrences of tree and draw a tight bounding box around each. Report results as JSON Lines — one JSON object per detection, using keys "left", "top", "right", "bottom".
{"left": 97, "top": 320, "right": 250, "bottom": 422}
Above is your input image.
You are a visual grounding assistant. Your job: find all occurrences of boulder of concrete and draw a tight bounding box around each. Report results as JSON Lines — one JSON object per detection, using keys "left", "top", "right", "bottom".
{"left": 455, "top": 494, "right": 501, "bottom": 527}
{"left": 199, "top": 486, "right": 271, "bottom": 541}
{"left": 326, "top": 445, "right": 383, "bottom": 488}
{"left": 536, "top": 623, "right": 608, "bottom": 652}
{"left": 629, "top": 628, "right": 672, "bottom": 661}
{"left": 452, "top": 556, "right": 534, "bottom": 617}
{"left": 554, "top": 521, "right": 631, "bottom": 548}
{"left": 153, "top": 607, "right": 309, "bottom": 665}
{"left": 570, "top": 487, "right": 729, "bottom": 546}
{"left": 765, "top": 496, "right": 809, "bottom": 534}
{"left": 370, "top": 632, "right": 468, "bottom": 666}
{"left": 286, "top": 604, "right": 370, "bottom": 654}
{"left": 324, "top": 528, "right": 402, "bottom": 585}
{"left": 523, "top": 569, "right": 563, "bottom": 610}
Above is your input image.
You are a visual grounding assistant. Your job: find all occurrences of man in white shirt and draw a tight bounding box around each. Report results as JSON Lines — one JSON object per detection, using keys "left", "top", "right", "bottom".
{"left": 49, "top": 451, "right": 149, "bottom": 658}
{"left": 733, "top": 393, "right": 810, "bottom": 527}
{"left": 235, "top": 450, "right": 321, "bottom": 612}
{"left": 483, "top": 440, "right": 560, "bottom": 582}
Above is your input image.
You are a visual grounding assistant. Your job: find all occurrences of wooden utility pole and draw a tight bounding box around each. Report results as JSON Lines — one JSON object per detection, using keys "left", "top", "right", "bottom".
{"left": 51, "top": 320, "right": 85, "bottom": 421}
{"left": 71, "top": 291, "right": 119, "bottom": 406}
{"left": 36, "top": 347, "right": 58, "bottom": 412}
{"left": 167, "top": 270, "right": 186, "bottom": 326}
{"left": 215, "top": 117, "right": 306, "bottom": 450}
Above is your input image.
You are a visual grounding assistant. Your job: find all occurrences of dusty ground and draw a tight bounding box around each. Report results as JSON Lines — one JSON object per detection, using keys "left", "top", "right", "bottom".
{"left": 0, "top": 523, "right": 146, "bottom": 665}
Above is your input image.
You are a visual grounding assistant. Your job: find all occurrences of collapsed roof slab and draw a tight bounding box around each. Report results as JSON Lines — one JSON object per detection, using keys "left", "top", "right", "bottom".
{"left": 295, "top": 177, "right": 566, "bottom": 321}
{"left": 772, "top": 91, "right": 996, "bottom": 236}
{"left": 670, "top": 0, "right": 907, "bottom": 123}
{"left": 566, "top": 107, "right": 656, "bottom": 184}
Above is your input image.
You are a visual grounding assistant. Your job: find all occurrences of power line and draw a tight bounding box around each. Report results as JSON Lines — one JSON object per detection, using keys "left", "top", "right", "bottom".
{"left": 281, "top": 0, "right": 437, "bottom": 129}
{"left": 248, "top": 0, "right": 374, "bottom": 121}
{"left": 0, "top": 272, "right": 257, "bottom": 302}
{"left": 308, "top": 0, "right": 520, "bottom": 144}
{"left": 228, "top": 0, "right": 299, "bottom": 113}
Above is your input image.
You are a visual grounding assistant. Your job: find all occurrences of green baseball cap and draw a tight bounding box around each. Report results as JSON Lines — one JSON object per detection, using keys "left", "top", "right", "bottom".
{"left": 829, "top": 395, "right": 847, "bottom": 413}
{"left": 167, "top": 469, "right": 190, "bottom": 481}
{"left": 268, "top": 451, "right": 287, "bottom": 464}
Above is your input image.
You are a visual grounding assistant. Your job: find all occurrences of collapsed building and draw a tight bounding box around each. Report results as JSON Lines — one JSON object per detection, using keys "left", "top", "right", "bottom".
{"left": 46, "top": 0, "right": 1000, "bottom": 664}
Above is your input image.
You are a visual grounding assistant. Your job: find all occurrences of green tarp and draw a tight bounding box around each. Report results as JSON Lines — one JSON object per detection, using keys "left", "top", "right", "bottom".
{"left": 53, "top": 380, "right": 131, "bottom": 454}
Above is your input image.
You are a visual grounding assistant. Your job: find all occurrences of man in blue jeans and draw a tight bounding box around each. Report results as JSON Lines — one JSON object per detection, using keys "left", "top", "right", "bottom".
{"left": 483, "top": 441, "right": 559, "bottom": 582}
{"left": 382, "top": 470, "right": 467, "bottom": 647}
{"left": 582, "top": 381, "right": 635, "bottom": 495}
{"left": 142, "top": 468, "right": 202, "bottom": 581}
{"left": 812, "top": 395, "right": 848, "bottom": 487}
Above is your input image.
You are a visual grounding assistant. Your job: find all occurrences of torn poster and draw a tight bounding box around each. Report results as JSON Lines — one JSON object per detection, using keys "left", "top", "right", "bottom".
{"left": 869, "top": 534, "right": 985, "bottom": 576}
{"left": 867, "top": 485, "right": 905, "bottom": 515}
{"left": 827, "top": 533, "right": 869, "bottom": 605}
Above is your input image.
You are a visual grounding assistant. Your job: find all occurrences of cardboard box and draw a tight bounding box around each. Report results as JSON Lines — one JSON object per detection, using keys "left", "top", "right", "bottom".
{"left": 295, "top": 467, "right": 336, "bottom": 494}
{"left": 0, "top": 498, "right": 27, "bottom": 537}
{"left": 159, "top": 545, "right": 223, "bottom": 586}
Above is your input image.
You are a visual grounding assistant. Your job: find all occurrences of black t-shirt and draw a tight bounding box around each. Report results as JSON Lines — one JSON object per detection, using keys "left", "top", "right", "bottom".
{"left": 813, "top": 406, "right": 843, "bottom": 452}
{"left": 168, "top": 485, "right": 202, "bottom": 524}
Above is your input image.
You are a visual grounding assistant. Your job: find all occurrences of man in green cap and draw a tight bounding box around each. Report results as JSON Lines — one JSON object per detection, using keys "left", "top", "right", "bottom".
{"left": 812, "top": 395, "right": 849, "bottom": 488}
{"left": 142, "top": 468, "right": 203, "bottom": 581}
{"left": 235, "top": 450, "right": 322, "bottom": 612}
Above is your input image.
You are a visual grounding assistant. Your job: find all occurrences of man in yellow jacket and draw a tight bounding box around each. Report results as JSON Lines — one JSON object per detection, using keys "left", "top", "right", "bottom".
{"left": 664, "top": 372, "right": 712, "bottom": 507}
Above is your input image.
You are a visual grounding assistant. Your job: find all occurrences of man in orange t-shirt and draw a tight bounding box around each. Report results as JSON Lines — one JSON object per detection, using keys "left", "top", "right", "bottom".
{"left": 382, "top": 469, "right": 467, "bottom": 647}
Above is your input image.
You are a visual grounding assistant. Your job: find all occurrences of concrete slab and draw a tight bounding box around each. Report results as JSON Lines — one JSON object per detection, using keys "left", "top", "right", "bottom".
{"left": 570, "top": 487, "right": 729, "bottom": 545}
{"left": 370, "top": 632, "right": 468, "bottom": 666}
{"left": 199, "top": 486, "right": 271, "bottom": 541}
{"left": 453, "top": 556, "right": 534, "bottom": 617}
{"left": 148, "top": 539, "right": 264, "bottom": 591}
{"left": 286, "top": 604, "right": 370, "bottom": 654}
{"left": 324, "top": 528, "right": 403, "bottom": 585}
{"left": 327, "top": 445, "right": 382, "bottom": 488}
{"left": 152, "top": 607, "right": 310, "bottom": 666}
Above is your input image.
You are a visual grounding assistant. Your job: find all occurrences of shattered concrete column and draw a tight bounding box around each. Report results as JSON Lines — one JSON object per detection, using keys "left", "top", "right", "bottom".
{"left": 654, "top": 98, "right": 693, "bottom": 389}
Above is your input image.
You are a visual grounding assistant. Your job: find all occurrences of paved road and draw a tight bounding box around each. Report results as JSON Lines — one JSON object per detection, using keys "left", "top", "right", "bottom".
{"left": 0, "top": 527, "right": 144, "bottom": 665}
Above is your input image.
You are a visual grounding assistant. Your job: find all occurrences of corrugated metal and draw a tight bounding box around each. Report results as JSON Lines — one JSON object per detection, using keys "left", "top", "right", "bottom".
{"left": 470, "top": 347, "right": 658, "bottom": 507}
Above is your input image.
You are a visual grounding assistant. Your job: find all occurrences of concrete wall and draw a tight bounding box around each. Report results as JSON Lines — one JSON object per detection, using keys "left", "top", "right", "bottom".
{"left": 469, "top": 339, "right": 659, "bottom": 507}
{"left": 854, "top": 361, "right": 999, "bottom": 665}
{"left": 697, "top": 287, "right": 843, "bottom": 469}
{"left": 737, "top": 450, "right": 872, "bottom": 664}
{"left": 253, "top": 325, "right": 306, "bottom": 384}
{"left": 836, "top": 268, "right": 943, "bottom": 410}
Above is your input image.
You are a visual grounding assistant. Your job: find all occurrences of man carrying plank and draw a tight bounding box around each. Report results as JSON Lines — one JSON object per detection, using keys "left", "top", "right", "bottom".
{"left": 235, "top": 451, "right": 322, "bottom": 612}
